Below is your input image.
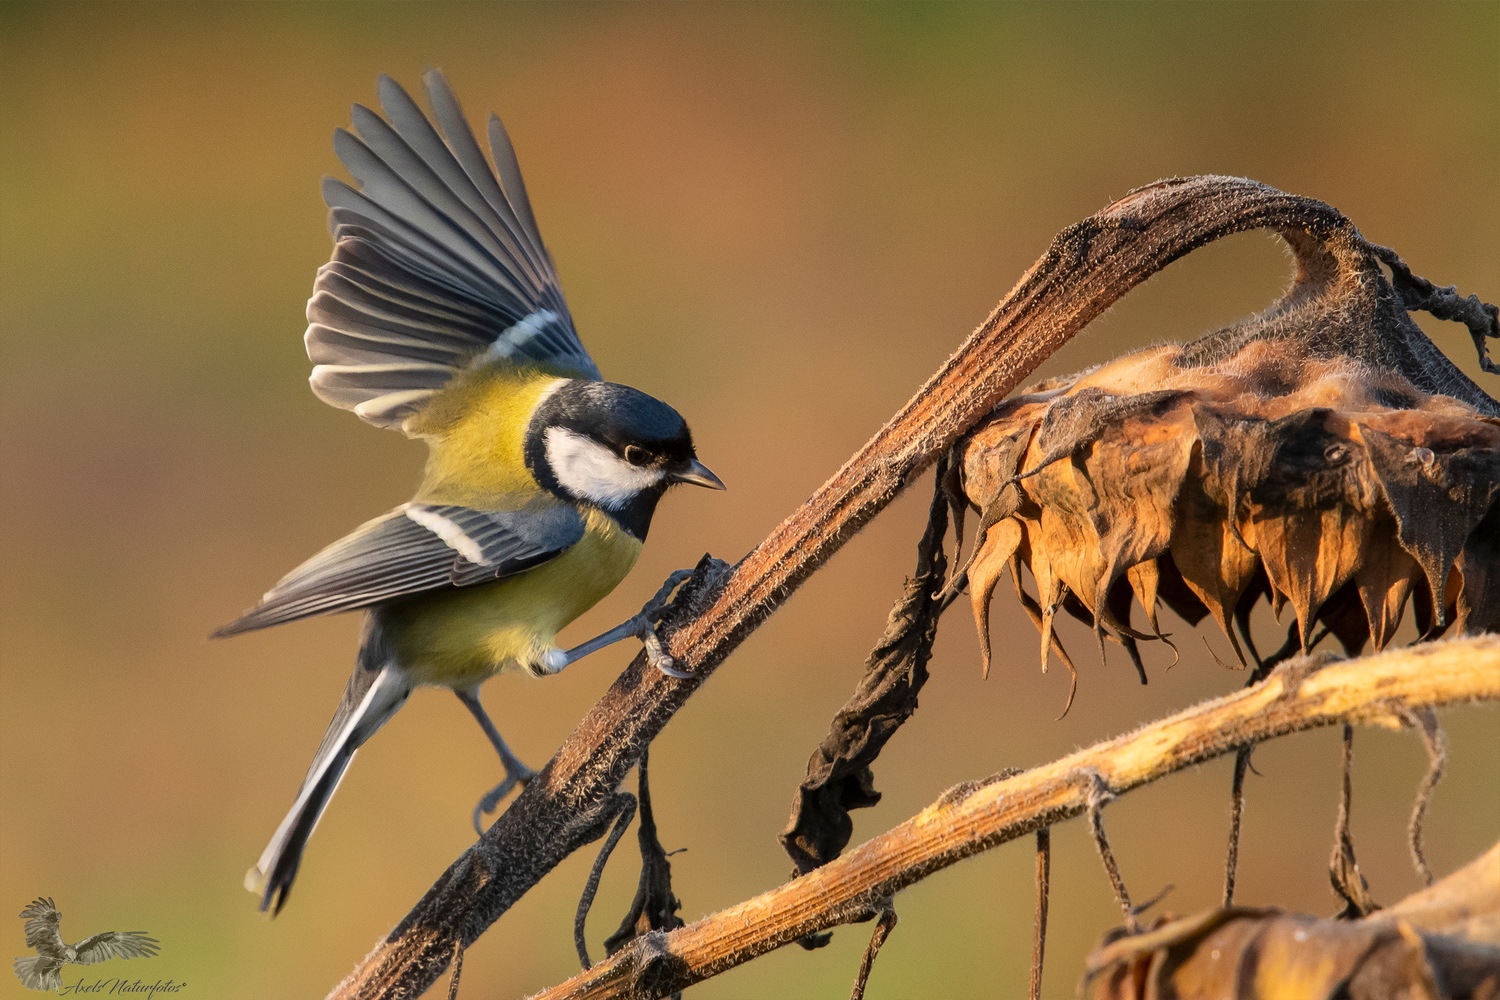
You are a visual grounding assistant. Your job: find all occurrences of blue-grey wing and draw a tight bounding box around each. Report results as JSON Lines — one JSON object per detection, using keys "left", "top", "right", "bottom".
{"left": 306, "top": 70, "right": 601, "bottom": 431}
{"left": 213, "top": 502, "right": 585, "bottom": 637}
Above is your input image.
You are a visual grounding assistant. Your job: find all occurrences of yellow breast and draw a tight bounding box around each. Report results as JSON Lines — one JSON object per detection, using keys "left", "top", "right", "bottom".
{"left": 381, "top": 506, "right": 643, "bottom": 688}
{"left": 410, "top": 367, "right": 567, "bottom": 506}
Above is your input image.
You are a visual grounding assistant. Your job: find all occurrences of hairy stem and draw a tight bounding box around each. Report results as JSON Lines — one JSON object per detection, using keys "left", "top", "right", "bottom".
{"left": 526, "top": 636, "right": 1500, "bottom": 1000}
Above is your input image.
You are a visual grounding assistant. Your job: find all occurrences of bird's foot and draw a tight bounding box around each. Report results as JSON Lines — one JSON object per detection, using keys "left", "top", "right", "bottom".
{"left": 546, "top": 568, "right": 698, "bottom": 680}
{"left": 631, "top": 615, "right": 690, "bottom": 678}
{"left": 472, "top": 758, "right": 537, "bottom": 835}
{"left": 633, "top": 569, "right": 695, "bottom": 678}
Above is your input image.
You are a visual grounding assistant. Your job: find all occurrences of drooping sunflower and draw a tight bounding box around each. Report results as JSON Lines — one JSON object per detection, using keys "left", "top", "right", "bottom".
{"left": 959, "top": 239, "right": 1499, "bottom": 706}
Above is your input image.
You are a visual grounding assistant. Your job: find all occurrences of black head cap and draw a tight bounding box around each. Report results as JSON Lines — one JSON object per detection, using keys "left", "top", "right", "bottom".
{"left": 524, "top": 381, "right": 721, "bottom": 538}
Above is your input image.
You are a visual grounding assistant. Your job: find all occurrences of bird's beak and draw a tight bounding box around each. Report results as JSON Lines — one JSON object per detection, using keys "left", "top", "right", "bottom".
{"left": 671, "top": 458, "right": 726, "bottom": 490}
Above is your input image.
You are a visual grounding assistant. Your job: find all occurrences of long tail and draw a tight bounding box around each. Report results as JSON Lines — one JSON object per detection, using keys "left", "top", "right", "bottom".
{"left": 247, "top": 644, "right": 410, "bottom": 915}
{"left": 13, "top": 954, "right": 62, "bottom": 992}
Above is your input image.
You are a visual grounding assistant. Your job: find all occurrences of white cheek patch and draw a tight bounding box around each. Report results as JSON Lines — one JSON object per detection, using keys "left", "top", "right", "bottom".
{"left": 544, "top": 427, "right": 664, "bottom": 509}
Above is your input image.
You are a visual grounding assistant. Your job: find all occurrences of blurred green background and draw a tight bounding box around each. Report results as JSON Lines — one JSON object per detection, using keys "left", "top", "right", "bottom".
{"left": 2, "top": 2, "right": 1497, "bottom": 998}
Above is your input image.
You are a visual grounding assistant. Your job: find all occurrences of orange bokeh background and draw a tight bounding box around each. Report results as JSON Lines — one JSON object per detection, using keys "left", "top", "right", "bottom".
{"left": 2, "top": 3, "right": 1496, "bottom": 998}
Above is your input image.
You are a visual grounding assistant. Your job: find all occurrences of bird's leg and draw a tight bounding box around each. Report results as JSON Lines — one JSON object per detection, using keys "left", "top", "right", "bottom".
{"left": 455, "top": 688, "right": 537, "bottom": 834}
{"left": 547, "top": 569, "right": 696, "bottom": 679}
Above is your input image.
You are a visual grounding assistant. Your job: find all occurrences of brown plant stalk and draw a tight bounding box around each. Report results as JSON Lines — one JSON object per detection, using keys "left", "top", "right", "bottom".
{"left": 326, "top": 176, "right": 1488, "bottom": 1000}
{"left": 528, "top": 635, "right": 1500, "bottom": 1000}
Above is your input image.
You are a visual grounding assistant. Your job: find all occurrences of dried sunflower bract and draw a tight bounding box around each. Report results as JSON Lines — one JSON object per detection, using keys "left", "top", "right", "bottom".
{"left": 958, "top": 227, "right": 1499, "bottom": 708}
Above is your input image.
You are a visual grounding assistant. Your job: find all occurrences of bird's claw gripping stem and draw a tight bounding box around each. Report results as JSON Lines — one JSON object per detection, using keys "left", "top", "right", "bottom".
{"left": 635, "top": 616, "right": 690, "bottom": 678}
{"left": 636, "top": 568, "right": 694, "bottom": 678}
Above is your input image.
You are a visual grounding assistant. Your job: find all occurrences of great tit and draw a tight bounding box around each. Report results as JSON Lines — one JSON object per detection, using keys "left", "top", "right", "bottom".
{"left": 215, "top": 71, "right": 724, "bottom": 915}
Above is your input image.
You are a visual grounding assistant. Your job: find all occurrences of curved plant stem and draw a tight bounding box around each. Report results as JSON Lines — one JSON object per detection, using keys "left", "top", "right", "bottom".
{"left": 525, "top": 636, "right": 1500, "bottom": 1000}
{"left": 326, "top": 176, "right": 1467, "bottom": 1000}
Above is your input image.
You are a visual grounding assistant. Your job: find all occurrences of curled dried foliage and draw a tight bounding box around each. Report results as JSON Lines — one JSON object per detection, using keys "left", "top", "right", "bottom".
{"left": 960, "top": 250, "right": 1500, "bottom": 700}
{"left": 780, "top": 464, "right": 951, "bottom": 881}
{"left": 1084, "top": 842, "right": 1500, "bottom": 1000}
{"left": 602, "top": 752, "right": 685, "bottom": 959}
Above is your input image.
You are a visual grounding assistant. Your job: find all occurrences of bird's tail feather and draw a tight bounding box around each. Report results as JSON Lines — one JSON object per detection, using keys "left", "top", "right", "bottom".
{"left": 247, "top": 658, "right": 409, "bottom": 915}
{"left": 13, "top": 954, "right": 61, "bottom": 992}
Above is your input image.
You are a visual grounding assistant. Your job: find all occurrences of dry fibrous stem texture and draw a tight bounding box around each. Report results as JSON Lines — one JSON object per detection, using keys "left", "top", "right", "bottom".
{"left": 327, "top": 175, "right": 1498, "bottom": 1000}
{"left": 526, "top": 636, "right": 1500, "bottom": 1000}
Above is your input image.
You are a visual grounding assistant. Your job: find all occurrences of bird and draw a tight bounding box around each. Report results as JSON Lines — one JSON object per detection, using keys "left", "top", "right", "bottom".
{"left": 12, "top": 898, "right": 159, "bottom": 992}
{"left": 214, "top": 70, "right": 725, "bottom": 915}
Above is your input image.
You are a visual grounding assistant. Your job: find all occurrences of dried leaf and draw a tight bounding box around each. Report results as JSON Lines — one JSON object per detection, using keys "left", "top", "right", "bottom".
{"left": 1361, "top": 422, "right": 1500, "bottom": 628}
{"left": 961, "top": 401, "right": 1046, "bottom": 518}
{"left": 602, "top": 751, "right": 685, "bottom": 958}
{"left": 1355, "top": 514, "right": 1424, "bottom": 651}
{"left": 1241, "top": 411, "right": 1376, "bottom": 648}
{"left": 1008, "top": 543, "right": 1080, "bottom": 690}
{"left": 1033, "top": 498, "right": 1106, "bottom": 622}
{"left": 1027, "top": 388, "right": 1186, "bottom": 479}
{"left": 1192, "top": 407, "right": 1276, "bottom": 556}
{"left": 969, "top": 519, "right": 1024, "bottom": 680}
{"left": 780, "top": 472, "right": 951, "bottom": 877}
{"left": 1085, "top": 398, "right": 1198, "bottom": 633}
{"left": 1127, "top": 561, "right": 1163, "bottom": 637}
{"left": 1457, "top": 503, "right": 1500, "bottom": 634}
{"left": 1085, "top": 843, "right": 1500, "bottom": 1000}
{"left": 1171, "top": 472, "right": 1261, "bottom": 663}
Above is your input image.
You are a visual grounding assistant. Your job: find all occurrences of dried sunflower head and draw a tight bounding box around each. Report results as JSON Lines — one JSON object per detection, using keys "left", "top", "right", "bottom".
{"left": 957, "top": 234, "right": 1499, "bottom": 706}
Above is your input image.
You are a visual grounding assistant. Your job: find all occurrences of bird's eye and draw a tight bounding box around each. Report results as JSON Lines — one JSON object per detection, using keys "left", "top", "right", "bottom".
{"left": 624, "top": 445, "right": 651, "bottom": 467}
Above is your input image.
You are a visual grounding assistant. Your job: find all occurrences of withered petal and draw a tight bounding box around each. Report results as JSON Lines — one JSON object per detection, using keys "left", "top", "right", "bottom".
{"left": 1354, "top": 516, "right": 1423, "bottom": 651}
{"left": 1456, "top": 503, "right": 1500, "bottom": 634}
{"left": 968, "top": 519, "right": 1024, "bottom": 680}
{"left": 1024, "top": 388, "right": 1188, "bottom": 483}
{"left": 1361, "top": 424, "right": 1500, "bottom": 628}
{"left": 1007, "top": 551, "right": 1080, "bottom": 693}
{"left": 1172, "top": 474, "right": 1260, "bottom": 665}
{"left": 1086, "top": 399, "right": 1199, "bottom": 634}
{"left": 1127, "top": 561, "right": 1163, "bottom": 636}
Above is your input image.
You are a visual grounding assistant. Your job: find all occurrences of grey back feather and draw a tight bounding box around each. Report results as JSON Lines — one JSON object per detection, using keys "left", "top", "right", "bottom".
{"left": 306, "top": 71, "right": 600, "bottom": 431}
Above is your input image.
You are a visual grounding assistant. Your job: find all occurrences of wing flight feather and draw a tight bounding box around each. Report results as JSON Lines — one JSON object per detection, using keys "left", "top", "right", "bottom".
{"left": 72, "top": 932, "right": 161, "bottom": 964}
{"left": 19, "top": 898, "right": 62, "bottom": 952}
{"left": 306, "top": 71, "right": 599, "bottom": 432}
{"left": 214, "top": 502, "right": 585, "bottom": 636}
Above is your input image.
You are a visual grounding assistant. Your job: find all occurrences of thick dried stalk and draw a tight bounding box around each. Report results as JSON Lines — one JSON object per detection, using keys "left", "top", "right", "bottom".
{"left": 527, "top": 636, "right": 1500, "bottom": 1000}
{"left": 327, "top": 176, "right": 1451, "bottom": 1000}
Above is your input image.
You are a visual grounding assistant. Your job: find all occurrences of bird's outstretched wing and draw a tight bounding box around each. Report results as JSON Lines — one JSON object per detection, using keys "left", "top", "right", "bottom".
{"left": 307, "top": 70, "right": 600, "bottom": 431}
{"left": 13, "top": 954, "right": 63, "bottom": 992}
{"left": 70, "top": 931, "right": 160, "bottom": 964}
{"left": 18, "top": 898, "right": 62, "bottom": 953}
{"left": 214, "top": 501, "right": 586, "bottom": 636}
